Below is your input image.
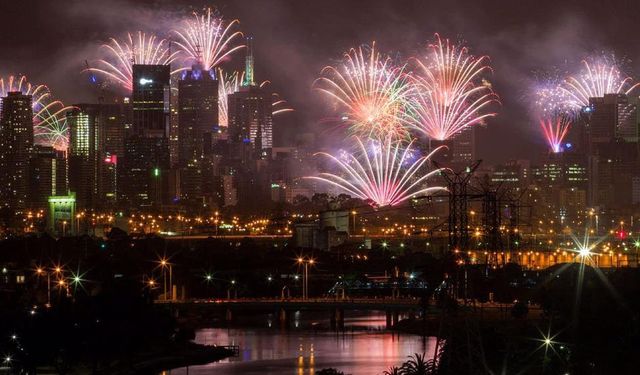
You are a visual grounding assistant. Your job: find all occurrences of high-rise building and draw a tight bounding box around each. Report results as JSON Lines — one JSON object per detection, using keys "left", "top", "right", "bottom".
{"left": 228, "top": 38, "right": 273, "bottom": 159}
{"left": 176, "top": 63, "right": 219, "bottom": 209}
{"left": 582, "top": 94, "right": 640, "bottom": 208}
{"left": 67, "top": 103, "right": 127, "bottom": 210}
{"left": 67, "top": 105, "right": 99, "bottom": 210}
{"left": 451, "top": 127, "right": 478, "bottom": 165}
{"left": 29, "top": 145, "right": 68, "bottom": 209}
{"left": 0, "top": 92, "right": 33, "bottom": 212}
{"left": 131, "top": 65, "right": 171, "bottom": 137}
{"left": 178, "top": 63, "right": 219, "bottom": 165}
{"left": 121, "top": 65, "right": 171, "bottom": 209}
{"left": 587, "top": 94, "right": 638, "bottom": 145}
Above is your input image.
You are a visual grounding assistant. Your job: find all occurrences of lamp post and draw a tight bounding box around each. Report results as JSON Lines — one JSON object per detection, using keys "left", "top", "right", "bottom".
{"left": 160, "top": 259, "right": 172, "bottom": 301}
{"left": 297, "top": 257, "right": 315, "bottom": 300}
{"left": 351, "top": 211, "right": 357, "bottom": 235}
{"left": 62, "top": 220, "right": 67, "bottom": 237}
{"left": 37, "top": 267, "right": 51, "bottom": 306}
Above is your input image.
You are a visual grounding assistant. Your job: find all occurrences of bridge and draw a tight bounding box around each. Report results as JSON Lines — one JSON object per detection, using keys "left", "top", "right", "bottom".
{"left": 156, "top": 297, "right": 425, "bottom": 329}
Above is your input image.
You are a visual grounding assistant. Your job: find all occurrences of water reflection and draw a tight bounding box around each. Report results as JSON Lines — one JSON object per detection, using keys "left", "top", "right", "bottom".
{"left": 166, "top": 312, "right": 436, "bottom": 375}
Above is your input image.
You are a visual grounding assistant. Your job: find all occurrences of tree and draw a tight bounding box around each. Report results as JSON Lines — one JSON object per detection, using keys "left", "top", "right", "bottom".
{"left": 400, "top": 353, "right": 437, "bottom": 375}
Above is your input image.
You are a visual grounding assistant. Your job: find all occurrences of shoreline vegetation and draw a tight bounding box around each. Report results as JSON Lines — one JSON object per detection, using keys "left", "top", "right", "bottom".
{"left": 119, "top": 342, "right": 234, "bottom": 375}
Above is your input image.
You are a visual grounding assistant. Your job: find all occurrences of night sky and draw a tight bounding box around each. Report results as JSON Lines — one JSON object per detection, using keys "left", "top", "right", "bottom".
{"left": 1, "top": 0, "right": 639, "bottom": 162}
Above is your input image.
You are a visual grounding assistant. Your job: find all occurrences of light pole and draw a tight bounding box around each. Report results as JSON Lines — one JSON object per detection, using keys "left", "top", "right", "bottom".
{"left": 351, "top": 211, "right": 357, "bottom": 235}
{"left": 62, "top": 220, "right": 67, "bottom": 237}
{"left": 37, "top": 267, "right": 51, "bottom": 306}
{"left": 159, "top": 259, "right": 173, "bottom": 301}
{"left": 297, "top": 257, "right": 315, "bottom": 300}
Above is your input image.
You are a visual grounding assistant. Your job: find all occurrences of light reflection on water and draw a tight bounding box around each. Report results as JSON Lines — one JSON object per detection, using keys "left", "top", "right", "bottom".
{"left": 165, "top": 312, "right": 436, "bottom": 375}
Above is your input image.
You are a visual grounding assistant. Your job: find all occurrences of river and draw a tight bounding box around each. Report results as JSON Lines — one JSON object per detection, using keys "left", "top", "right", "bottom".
{"left": 163, "top": 311, "right": 436, "bottom": 375}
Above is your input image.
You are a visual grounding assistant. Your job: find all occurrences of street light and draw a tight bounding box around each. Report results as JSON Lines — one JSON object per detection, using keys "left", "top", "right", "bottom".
{"left": 158, "top": 258, "right": 173, "bottom": 301}
{"left": 351, "top": 211, "right": 357, "bottom": 234}
{"left": 297, "top": 257, "right": 315, "bottom": 300}
{"left": 36, "top": 267, "right": 52, "bottom": 306}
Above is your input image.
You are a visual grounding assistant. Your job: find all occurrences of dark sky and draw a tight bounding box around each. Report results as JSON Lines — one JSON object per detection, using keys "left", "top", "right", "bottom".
{"left": 1, "top": 0, "right": 639, "bottom": 162}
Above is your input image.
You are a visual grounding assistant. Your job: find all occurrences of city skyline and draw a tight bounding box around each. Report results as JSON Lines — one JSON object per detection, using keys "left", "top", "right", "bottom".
{"left": 3, "top": 0, "right": 640, "bottom": 162}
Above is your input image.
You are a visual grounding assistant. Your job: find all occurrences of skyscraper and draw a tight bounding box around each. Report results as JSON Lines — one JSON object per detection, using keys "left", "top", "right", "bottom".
{"left": 29, "top": 145, "right": 68, "bottom": 209}
{"left": 228, "top": 37, "right": 274, "bottom": 159}
{"left": 582, "top": 93, "right": 640, "bottom": 208}
{"left": 0, "top": 92, "right": 33, "bottom": 212}
{"left": 178, "top": 63, "right": 219, "bottom": 164}
{"left": 131, "top": 65, "right": 171, "bottom": 137}
{"left": 121, "top": 64, "right": 171, "bottom": 209}
{"left": 67, "top": 105, "right": 99, "bottom": 210}
{"left": 177, "top": 63, "right": 219, "bottom": 209}
{"left": 67, "top": 103, "right": 127, "bottom": 210}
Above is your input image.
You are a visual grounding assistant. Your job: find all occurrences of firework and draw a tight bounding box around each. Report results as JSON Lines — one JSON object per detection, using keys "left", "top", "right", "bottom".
{"left": 34, "top": 100, "right": 74, "bottom": 151}
{"left": 313, "top": 42, "right": 413, "bottom": 139}
{"left": 539, "top": 116, "right": 571, "bottom": 153}
{"left": 306, "top": 136, "right": 446, "bottom": 207}
{"left": 0, "top": 75, "right": 71, "bottom": 150}
{"left": 0, "top": 75, "right": 50, "bottom": 113}
{"left": 561, "top": 58, "right": 639, "bottom": 109}
{"left": 534, "top": 80, "right": 575, "bottom": 118}
{"left": 410, "top": 34, "right": 498, "bottom": 141}
{"left": 87, "top": 31, "right": 181, "bottom": 91}
{"left": 174, "top": 7, "right": 244, "bottom": 71}
{"left": 217, "top": 68, "right": 244, "bottom": 126}
{"left": 259, "top": 80, "right": 294, "bottom": 116}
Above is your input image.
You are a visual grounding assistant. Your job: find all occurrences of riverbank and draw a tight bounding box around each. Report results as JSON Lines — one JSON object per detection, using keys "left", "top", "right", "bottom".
{"left": 102, "top": 342, "right": 234, "bottom": 375}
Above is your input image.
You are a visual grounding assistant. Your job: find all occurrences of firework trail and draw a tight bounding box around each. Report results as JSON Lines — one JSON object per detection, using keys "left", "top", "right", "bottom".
{"left": 410, "top": 34, "right": 498, "bottom": 141}
{"left": 217, "top": 68, "right": 243, "bottom": 126}
{"left": 561, "top": 58, "right": 640, "bottom": 109}
{"left": 0, "top": 75, "right": 50, "bottom": 113}
{"left": 259, "top": 80, "right": 294, "bottom": 116}
{"left": 174, "top": 7, "right": 244, "bottom": 71}
{"left": 87, "top": 31, "right": 181, "bottom": 91}
{"left": 34, "top": 100, "right": 74, "bottom": 151}
{"left": 313, "top": 42, "right": 414, "bottom": 139}
{"left": 306, "top": 136, "right": 446, "bottom": 207}
{"left": 217, "top": 70, "right": 293, "bottom": 126}
{"left": 534, "top": 79, "right": 575, "bottom": 118}
{"left": 539, "top": 116, "right": 571, "bottom": 153}
{"left": 0, "top": 75, "right": 72, "bottom": 150}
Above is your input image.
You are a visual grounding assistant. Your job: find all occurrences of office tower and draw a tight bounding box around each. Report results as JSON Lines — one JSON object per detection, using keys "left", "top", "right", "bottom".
{"left": 587, "top": 94, "right": 637, "bottom": 144}
{"left": 451, "top": 127, "right": 478, "bottom": 165}
{"left": 176, "top": 63, "right": 219, "bottom": 209}
{"left": 29, "top": 145, "right": 68, "bottom": 209}
{"left": 121, "top": 64, "right": 171, "bottom": 209}
{"left": 0, "top": 92, "right": 33, "bottom": 212}
{"left": 178, "top": 63, "right": 219, "bottom": 165}
{"left": 131, "top": 65, "right": 171, "bottom": 137}
{"left": 67, "top": 105, "right": 99, "bottom": 210}
{"left": 228, "top": 38, "right": 274, "bottom": 159}
{"left": 582, "top": 94, "right": 640, "bottom": 207}
{"left": 67, "top": 103, "right": 127, "bottom": 210}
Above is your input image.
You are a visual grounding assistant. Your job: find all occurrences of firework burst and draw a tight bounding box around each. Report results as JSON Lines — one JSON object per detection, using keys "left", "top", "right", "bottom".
{"left": 217, "top": 68, "right": 244, "bottom": 127}
{"left": 306, "top": 136, "right": 446, "bottom": 207}
{"left": 34, "top": 101, "right": 74, "bottom": 151}
{"left": 259, "top": 80, "right": 294, "bottom": 116}
{"left": 539, "top": 116, "right": 571, "bottom": 153}
{"left": 174, "top": 7, "right": 244, "bottom": 71}
{"left": 0, "top": 75, "right": 72, "bottom": 150}
{"left": 534, "top": 79, "right": 575, "bottom": 118}
{"left": 313, "top": 42, "right": 413, "bottom": 139}
{"left": 87, "top": 31, "right": 181, "bottom": 91}
{"left": 410, "top": 34, "right": 498, "bottom": 141}
{"left": 561, "top": 58, "right": 640, "bottom": 109}
{"left": 0, "top": 75, "right": 50, "bottom": 113}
